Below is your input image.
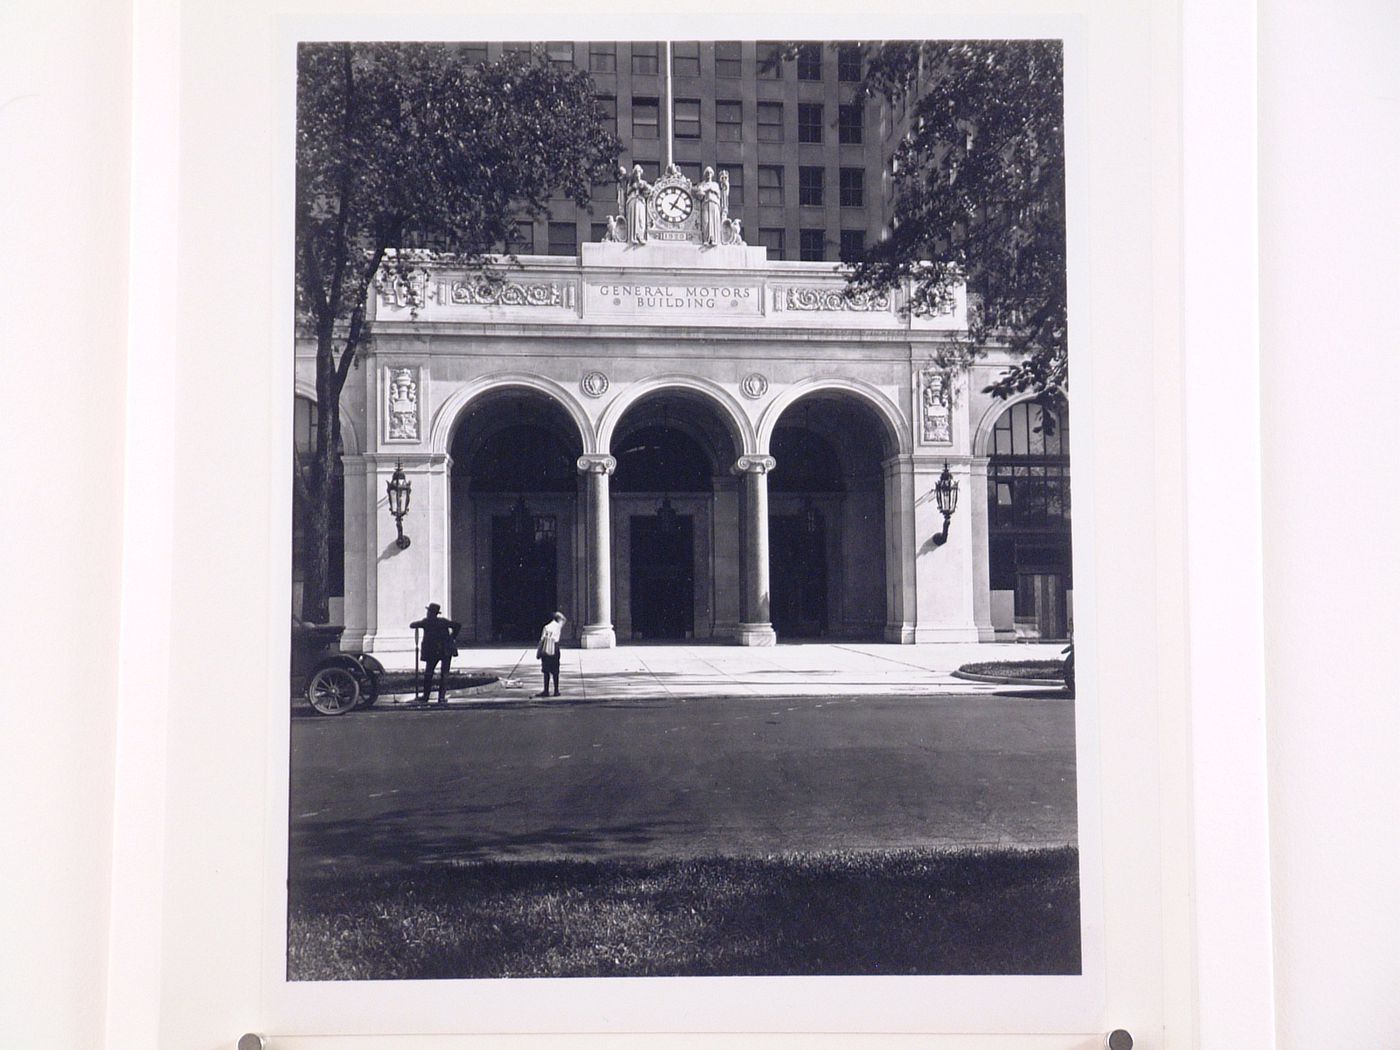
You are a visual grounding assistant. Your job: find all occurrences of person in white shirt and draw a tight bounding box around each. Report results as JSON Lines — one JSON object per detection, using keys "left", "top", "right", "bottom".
{"left": 535, "top": 611, "right": 566, "bottom": 697}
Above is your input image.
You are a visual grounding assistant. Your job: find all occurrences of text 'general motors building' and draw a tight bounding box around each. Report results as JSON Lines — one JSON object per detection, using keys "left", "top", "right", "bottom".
{"left": 295, "top": 164, "right": 1072, "bottom": 652}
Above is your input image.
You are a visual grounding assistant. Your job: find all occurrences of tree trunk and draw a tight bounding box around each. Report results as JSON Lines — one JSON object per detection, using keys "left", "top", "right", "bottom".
{"left": 300, "top": 322, "right": 344, "bottom": 625}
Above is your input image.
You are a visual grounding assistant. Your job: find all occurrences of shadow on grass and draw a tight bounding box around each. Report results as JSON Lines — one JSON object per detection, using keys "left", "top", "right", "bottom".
{"left": 288, "top": 846, "right": 1080, "bottom": 980}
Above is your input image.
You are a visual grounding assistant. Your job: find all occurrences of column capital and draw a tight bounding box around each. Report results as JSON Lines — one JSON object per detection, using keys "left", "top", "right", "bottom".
{"left": 576, "top": 454, "right": 617, "bottom": 476}
{"left": 732, "top": 454, "right": 777, "bottom": 476}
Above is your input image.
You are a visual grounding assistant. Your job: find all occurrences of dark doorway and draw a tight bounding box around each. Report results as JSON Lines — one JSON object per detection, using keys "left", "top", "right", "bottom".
{"left": 770, "top": 512, "right": 828, "bottom": 637}
{"left": 630, "top": 513, "right": 695, "bottom": 640}
{"left": 490, "top": 511, "right": 557, "bottom": 642}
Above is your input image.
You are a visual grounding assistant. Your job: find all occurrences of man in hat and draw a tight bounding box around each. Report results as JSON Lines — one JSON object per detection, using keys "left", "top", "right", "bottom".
{"left": 410, "top": 602, "right": 461, "bottom": 704}
{"left": 535, "top": 611, "right": 566, "bottom": 698}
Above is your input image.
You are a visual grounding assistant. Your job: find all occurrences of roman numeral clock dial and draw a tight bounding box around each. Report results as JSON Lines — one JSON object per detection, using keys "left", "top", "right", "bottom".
{"left": 655, "top": 186, "right": 693, "bottom": 224}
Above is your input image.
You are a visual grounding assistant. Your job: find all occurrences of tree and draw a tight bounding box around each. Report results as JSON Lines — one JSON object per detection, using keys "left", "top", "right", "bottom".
{"left": 841, "top": 41, "right": 1067, "bottom": 404}
{"left": 295, "top": 43, "right": 617, "bottom": 623}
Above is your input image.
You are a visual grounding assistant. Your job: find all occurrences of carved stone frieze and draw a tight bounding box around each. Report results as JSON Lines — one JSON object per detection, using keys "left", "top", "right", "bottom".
{"left": 773, "top": 286, "right": 892, "bottom": 312}
{"left": 440, "top": 278, "right": 576, "bottom": 309}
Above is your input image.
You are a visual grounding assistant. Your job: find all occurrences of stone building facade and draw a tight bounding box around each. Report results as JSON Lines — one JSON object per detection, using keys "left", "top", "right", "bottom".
{"left": 295, "top": 170, "right": 1071, "bottom": 651}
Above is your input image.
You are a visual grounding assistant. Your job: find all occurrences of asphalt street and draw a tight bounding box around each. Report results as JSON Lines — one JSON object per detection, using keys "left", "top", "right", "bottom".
{"left": 289, "top": 691, "right": 1077, "bottom": 875}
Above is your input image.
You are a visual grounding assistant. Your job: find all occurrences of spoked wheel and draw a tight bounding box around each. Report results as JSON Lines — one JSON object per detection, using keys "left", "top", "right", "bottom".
{"left": 307, "top": 666, "right": 360, "bottom": 715}
{"left": 351, "top": 664, "right": 379, "bottom": 707}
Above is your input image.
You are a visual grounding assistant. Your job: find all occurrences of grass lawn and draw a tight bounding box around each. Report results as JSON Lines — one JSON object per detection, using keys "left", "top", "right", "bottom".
{"left": 958, "top": 660, "right": 1067, "bottom": 681}
{"left": 288, "top": 846, "right": 1080, "bottom": 980}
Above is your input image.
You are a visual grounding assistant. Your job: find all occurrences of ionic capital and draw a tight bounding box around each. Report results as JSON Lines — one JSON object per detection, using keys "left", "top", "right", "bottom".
{"left": 732, "top": 454, "right": 777, "bottom": 476}
{"left": 576, "top": 454, "right": 617, "bottom": 476}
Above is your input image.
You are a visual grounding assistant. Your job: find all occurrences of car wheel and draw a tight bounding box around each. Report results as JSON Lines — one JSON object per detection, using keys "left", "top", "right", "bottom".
{"left": 307, "top": 666, "right": 359, "bottom": 715}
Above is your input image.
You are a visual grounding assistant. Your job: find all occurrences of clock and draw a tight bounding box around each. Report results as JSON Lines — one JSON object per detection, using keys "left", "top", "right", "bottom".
{"left": 654, "top": 185, "right": 694, "bottom": 224}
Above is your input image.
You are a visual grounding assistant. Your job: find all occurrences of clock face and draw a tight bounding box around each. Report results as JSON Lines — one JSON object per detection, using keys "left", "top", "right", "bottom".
{"left": 654, "top": 185, "right": 694, "bottom": 224}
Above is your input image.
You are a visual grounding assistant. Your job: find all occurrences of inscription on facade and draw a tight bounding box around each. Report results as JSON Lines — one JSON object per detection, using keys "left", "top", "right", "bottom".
{"left": 585, "top": 280, "right": 762, "bottom": 318}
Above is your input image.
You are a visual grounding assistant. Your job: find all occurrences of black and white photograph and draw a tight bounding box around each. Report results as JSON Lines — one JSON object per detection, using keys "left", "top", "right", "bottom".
{"left": 288, "top": 37, "right": 1081, "bottom": 982}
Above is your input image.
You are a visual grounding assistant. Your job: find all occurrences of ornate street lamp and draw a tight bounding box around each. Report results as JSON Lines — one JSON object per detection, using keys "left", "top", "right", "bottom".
{"left": 931, "top": 461, "right": 960, "bottom": 547}
{"left": 386, "top": 461, "right": 412, "bottom": 549}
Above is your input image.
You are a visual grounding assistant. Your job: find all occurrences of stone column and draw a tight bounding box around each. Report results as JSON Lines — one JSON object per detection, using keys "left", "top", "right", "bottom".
{"left": 883, "top": 454, "right": 917, "bottom": 643}
{"left": 733, "top": 454, "right": 777, "bottom": 646}
{"left": 576, "top": 454, "right": 617, "bottom": 648}
{"left": 969, "top": 457, "right": 996, "bottom": 641}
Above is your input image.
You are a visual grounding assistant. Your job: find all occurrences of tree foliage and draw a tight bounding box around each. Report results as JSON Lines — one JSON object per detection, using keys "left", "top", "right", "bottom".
{"left": 294, "top": 43, "right": 618, "bottom": 621}
{"left": 842, "top": 40, "right": 1067, "bottom": 403}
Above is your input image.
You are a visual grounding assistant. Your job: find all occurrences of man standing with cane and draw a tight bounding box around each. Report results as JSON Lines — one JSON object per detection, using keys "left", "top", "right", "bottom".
{"left": 410, "top": 603, "right": 461, "bottom": 705}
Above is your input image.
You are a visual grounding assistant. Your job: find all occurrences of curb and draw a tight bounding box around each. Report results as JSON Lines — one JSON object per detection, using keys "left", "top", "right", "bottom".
{"left": 951, "top": 670, "right": 1068, "bottom": 687}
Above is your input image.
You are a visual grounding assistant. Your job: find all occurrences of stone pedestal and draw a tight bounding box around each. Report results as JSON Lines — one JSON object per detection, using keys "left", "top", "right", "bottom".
{"left": 576, "top": 454, "right": 617, "bottom": 648}
{"left": 734, "top": 454, "right": 777, "bottom": 646}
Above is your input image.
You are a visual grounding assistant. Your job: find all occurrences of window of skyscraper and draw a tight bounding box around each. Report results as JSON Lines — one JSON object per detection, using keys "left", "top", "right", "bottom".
{"left": 674, "top": 99, "right": 701, "bottom": 139}
{"left": 638, "top": 160, "right": 661, "bottom": 180}
{"left": 720, "top": 163, "right": 744, "bottom": 205}
{"left": 548, "top": 222, "right": 577, "bottom": 255}
{"left": 840, "top": 229, "right": 866, "bottom": 258}
{"left": 672, "top": 41, "right": 701, "bottom": 76}
{"left": 800, "top": 228, "right": 826, "bottom": 260}
{"left": 838, "top": 103, "right": 864, "bottom": 144}
{"left": 589, "top": 43, "right": 616, "bottom": 73}
{"left": 756, "top": 42, "right": 784, "bottom": 79}
{"left": 715, "top": 41, "right": 742, "bottom": 78}
{"left": 799, "top": 166, "right": 825, "bottom": 206}
{"left": 546, "top": 42, "right": 574, "bottom": 67}
{"left": 759, "top": 227, "right": 786, "bottom": 259}
{"left": 837, "top": 45, "right": 862, "bottom": 81}
{"left": 757, "top": 101, "right": 783, "bottom": 142}
{"left": 839, "top": 167, "right": 864, "bottom": 207}
{"left": 503, "top": 42, "right": 531, "bottom": 58}
{"left": 598, "top": 96, "right": 617, "bottom": 136}
{"left": 461, "top": 43, "right": 487, "bottom": 65}
{"left": 716, "top": 100, "right": 743, "bottom": 141}
{"left": 679, "top": 162, "right": 703, "bottom": 183}
{"left": 632, "top": 97, "right": 659, "bottom": 139}
{"left": 590, "top": 222, "right": 608, "bottom": 243}
{"left": 631, "top": 43, "right": 659, "bottom": 75}
{"left": 510, "top": 221, "right": 534, "bottom": 254}
{"left": 798, "top": 103, "right": 824, "bottom": 144}
{"left": 758, "top": 165, "right": 784, "bottom": 206}
{"left": 796, "top": 44, "right": 822, "bottom": 80}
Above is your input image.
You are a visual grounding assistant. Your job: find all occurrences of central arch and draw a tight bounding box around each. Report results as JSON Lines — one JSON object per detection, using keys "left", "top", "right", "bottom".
{"left": 605, "top": 385, "right": 744, "bottom": 641}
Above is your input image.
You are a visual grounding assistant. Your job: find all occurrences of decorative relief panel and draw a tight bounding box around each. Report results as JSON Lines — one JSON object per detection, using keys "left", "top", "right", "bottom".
{"left": 580, "top": 371, "right": 609, "bottom": 398}
{"left": 440, "top": 278, "right": 576, "bottom": 309}
{"left": 919, "top": 368, "right": 954, "bottom": 446}
{"left": 740, "top": 373, "right": 769, "bottom": 399}
{"left": 772, "top": 286, "right": 892, "bottom": 312}
{"left": 385, "top": 366, "right": 421, "bottom": 443}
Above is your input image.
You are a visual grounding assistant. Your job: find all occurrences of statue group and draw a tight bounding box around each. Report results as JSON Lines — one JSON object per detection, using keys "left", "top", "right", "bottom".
{"left": 604, "top": 163, "right": 745, "bottom": 247}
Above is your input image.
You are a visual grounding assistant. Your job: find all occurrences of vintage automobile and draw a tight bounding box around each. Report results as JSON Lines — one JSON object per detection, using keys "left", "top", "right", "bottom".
{"left": 291, "top": 616, "right": 385, "bottom": 715}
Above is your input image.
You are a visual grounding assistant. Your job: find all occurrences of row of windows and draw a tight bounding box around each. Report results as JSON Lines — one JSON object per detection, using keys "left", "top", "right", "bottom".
{"left": 597, "top": 97, "right": 864, "bottom": 145}
{"left": 511, "top": 222, "right": 866, "bottom": 261}
{"left": 587, "top": 162, "right": 867, "bottom": 209}
{"left": 464, "top": 42, "right": 864, "bottom": 81}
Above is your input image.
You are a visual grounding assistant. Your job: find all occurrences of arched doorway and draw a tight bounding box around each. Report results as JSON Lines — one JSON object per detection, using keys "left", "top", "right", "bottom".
{"left": 768, "top": 395, "right": 891, "bottom": 640}
{"left": 449, "top": 390, "right": 583, "bottom": 643}
{"left": 609, "top": 391, "right": 740, "bottom": 641}
{"left": 985, "top": 399, "right": 1072, "bottom": 641}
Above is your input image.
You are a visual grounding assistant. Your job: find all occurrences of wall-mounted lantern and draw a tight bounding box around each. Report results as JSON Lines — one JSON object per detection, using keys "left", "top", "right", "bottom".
{"left": 386, "top": 461, "right": 412, "bottom": 549}
{"left": 931, "top": 461, "right": 960, "bottom": 546}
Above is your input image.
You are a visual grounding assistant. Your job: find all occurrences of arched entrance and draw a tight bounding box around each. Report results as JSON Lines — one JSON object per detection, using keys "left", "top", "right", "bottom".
{"left": 449, "top": 390, "right": 584, "bottom": 643}
{"left": 609, "top": 391, "right": 741, "bottom": 641}
{"left": 985, "top": 399, "right": 1072, "bottom": 641}
{"left": 767, "top": 395, "right": 891, "bottom": 640}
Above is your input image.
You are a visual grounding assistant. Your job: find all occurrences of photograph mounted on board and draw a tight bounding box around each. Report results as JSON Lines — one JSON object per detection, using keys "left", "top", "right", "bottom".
{"left": 288, "top": 38, "right": 1078, "bottom": 981}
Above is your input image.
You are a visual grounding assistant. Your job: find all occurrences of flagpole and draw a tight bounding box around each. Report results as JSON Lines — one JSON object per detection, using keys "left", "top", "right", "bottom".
{"left": 664, "top": 40, "right": 673, "bottom": 170}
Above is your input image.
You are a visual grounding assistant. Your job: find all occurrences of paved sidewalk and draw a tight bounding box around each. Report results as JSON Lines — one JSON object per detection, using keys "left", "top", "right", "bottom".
{"left": 371, "top": 641, "right": 1067, "bottom": 704}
